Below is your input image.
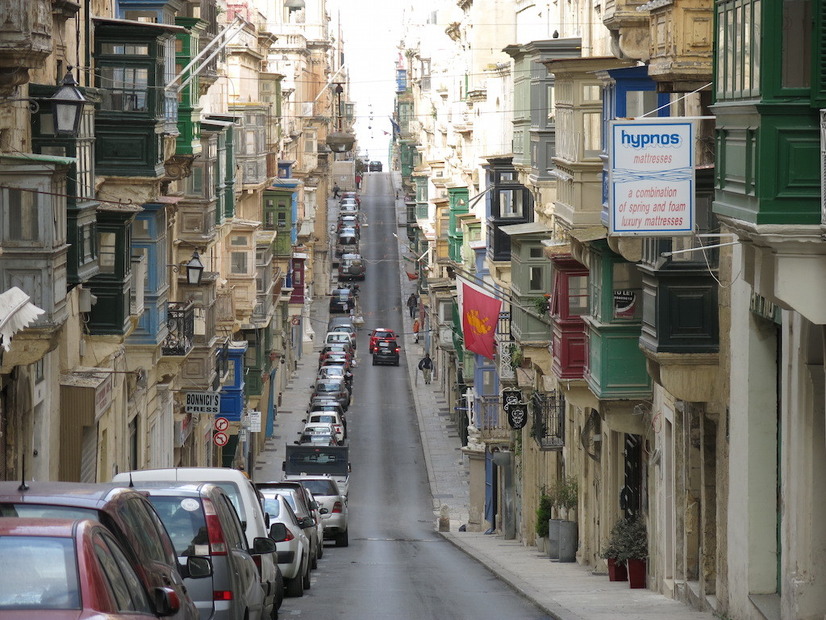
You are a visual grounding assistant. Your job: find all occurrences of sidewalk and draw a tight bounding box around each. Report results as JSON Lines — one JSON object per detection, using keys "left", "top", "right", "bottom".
{"left": 390, "top": 173, "right": 716, "bottom": 620}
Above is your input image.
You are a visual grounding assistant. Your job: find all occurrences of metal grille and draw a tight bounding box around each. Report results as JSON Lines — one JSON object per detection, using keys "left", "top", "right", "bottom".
{"left": 496, "top": 311, "right": 514, "bottom": 381}
{"left": 476, "top": 394, "right": 508, "bottom": 432}
{"left": 531, "top": 390, "right": 565, "bottom": 450}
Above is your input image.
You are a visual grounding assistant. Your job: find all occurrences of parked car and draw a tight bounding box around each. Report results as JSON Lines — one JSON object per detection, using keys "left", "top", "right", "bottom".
{"left": 329, "top": 288, "right": 353, "bottom": 313}
{"left": 335, "top": 231, "right": 359, "bottom": 257}
{"left": 318, "top": 354, "right": 354, "bottom": 374}
{"left": 338, "top": 254, "right": 366, "bottom": 281}
{"left": 303, "top": 411, "right": 346, "bottom": 442}
{"left": 256, "top": 483, "right": 323, "bottom": 567}
{"left": 111, "top": 469, "right": 282, "bottom": 620}
{"left": 324, "top": 330, "right": 356, "bottom": 351}
{"left": 296, "top": 430, "right": 339, "bottom": 447}
{"left": 369, "top": 328, "right": 397, "bottom": 353}
{"left": 316, "top": 364, "right": 352, "bottom": 391}
{"left": 260, "top": 494, "right": 311, "bottom": 598}
{"left": 123, "top": 482, "right": 276, "bottom": 620}
{"left": 339, "top": 191, "right": 359, "bottom": 205}
{"left": 336, "top": 214, "right": 360, "bottom": 233}
{"left": 339, "top": 202, "right": 359, "bottom": 215}
{"left": 368, "top": 160, "right": 382, "bottom": 172}
{"left": 310, "top": 378, "right": 350, "bottom": 410}
{"left": 328, "top": 316, "right": 357, "bottom": 338}
{"left": 307, "top": 400, "right": 347, "bottom": 421}
{"left": 0, "top": 517, "right": 185, "bottom": 618}
{"left": 297, "top": 478, "right": 349, "bottom": 548}
{"left": 0, "top": 481, "right": 210, "bottom": 620}
{"left": 372, "top": 339, "right": 400, "bottom": 366}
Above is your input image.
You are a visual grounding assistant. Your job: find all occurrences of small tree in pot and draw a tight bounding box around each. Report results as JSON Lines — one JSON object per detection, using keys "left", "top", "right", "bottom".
{"left": 553, "top": 476, "right": 578, "bottom": 562}
{"left": 534, "top": 492, "right": 553, "bottom": 552}
{"left": 601, "top": 517, "right": 648, "bottom": 586}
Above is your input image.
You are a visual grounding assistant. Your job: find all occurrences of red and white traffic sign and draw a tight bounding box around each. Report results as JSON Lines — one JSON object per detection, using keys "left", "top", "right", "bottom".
{"left": 214, "top": 417, "right": 229, "bottom": 432}
{"left": 213, "top": 431, "right": 228, "bottom": 447}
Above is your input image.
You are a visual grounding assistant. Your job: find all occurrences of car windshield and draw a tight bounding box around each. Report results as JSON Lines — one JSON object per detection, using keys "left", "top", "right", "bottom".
{"left": 0, "top": 536, "right": 80, "bottom": 610}
{"left": 262, "top": 497, "right": 281, "bottom": 520}
{"left": 311, "top": 415, "right": 336, "bottom": 424}
{"left": 148, "top": 497, "right": 209, "bottom": 557}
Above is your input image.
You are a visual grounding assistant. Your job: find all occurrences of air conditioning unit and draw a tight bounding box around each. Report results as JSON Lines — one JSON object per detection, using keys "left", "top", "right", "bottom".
{"left": 78, "top": 287, "right": 98, "bottom": 313}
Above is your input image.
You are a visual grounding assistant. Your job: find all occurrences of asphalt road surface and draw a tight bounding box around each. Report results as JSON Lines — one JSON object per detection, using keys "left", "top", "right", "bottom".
{"left": 269, "top": 172, "right": 549, "bottom": 619}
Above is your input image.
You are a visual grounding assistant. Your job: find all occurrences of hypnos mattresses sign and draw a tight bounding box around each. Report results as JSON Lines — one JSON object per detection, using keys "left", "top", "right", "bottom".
{"left": 609, "top": 119, "right": 694, "bottom": 236}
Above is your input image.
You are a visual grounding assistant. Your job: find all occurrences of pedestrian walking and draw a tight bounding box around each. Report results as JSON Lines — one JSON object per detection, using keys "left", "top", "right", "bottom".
{"left": 407, "top": 293, "right": 417, "bottom": 319}
{"left": 412, "top": 319, "right": 420, "bottom": 343}
{"left": 332, "top": 182, "right": 340, "bottom": 198}
{"left": 418, "top": 353, "right": 433, "bottom": 384}
{"left": 355, "top": 174, "right": 362, "bottom": 189}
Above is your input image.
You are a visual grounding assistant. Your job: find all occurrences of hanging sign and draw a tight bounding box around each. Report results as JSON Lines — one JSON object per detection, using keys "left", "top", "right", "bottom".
{"left": 502, "top": 389, "right": 522, "bottom": 412}
{"left": 507, "top": 403, "right": 528, "bottom": 429}
{"left": 609, "top": 119, "right": 695, "bottom": 236}
{"left": 185, "top": 391, "right": 220, "bottom": 414}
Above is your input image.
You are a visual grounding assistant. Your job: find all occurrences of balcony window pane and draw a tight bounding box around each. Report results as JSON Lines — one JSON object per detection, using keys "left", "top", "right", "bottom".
{"left": 8, "top": 189, "right": 38, "bottom": 241}
{"left": 500, "top": 189, "right": 523, "bottom": 218}
{"left": 583, "top": 111, "right": 602, "bottom": 157}
{"left": 781, "top": 0, "right": 811, "bottom": 88}
{"left": 529, "top": 266, "right": 543, "bottom": 291}
{"left": 567, "top": 275, "right": 589, "bottom": 316}
{"left": 231, "top": 251, "right": 247, "bottom": 274}
{"left": 612, "top": 262, "right": 642, "bottom": 320}
{"left": 99, "top": 232, "right": 117, "bottom": 274}
{"left": 101, "top": 66, "right": 150, "bottom": 112}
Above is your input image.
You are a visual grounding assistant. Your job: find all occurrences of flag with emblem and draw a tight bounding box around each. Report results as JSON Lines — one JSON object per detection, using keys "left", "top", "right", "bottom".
{"left": 457, "top": 276, "right": 501, "bottom": 359}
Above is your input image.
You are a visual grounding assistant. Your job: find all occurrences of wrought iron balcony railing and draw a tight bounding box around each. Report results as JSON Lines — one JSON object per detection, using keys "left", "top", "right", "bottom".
{"left": 162, "top": 301, "right": 195, "bottom": 356}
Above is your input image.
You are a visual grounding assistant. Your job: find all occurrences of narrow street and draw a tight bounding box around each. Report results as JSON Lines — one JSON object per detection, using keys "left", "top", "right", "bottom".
{"left": 254, "top": 173, "right": 548, "bottom": 618}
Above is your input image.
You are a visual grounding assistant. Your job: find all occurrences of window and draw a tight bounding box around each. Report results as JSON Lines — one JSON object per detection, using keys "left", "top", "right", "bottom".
{"left": 100, "top": 66, "right": 150, "bottom": 112}
{"left": 98, "top": 232, "right": 117, "bottom": 274}
{"left": 612, "top": 262, "right": 642, "bottom": 320}
{"left": 231, "top": 235, "right": 247, "bottom": 246}
{"left": 529, "top": 266, "right": 544, "bottom": 291}
{"left": 499, "top": 188, "right": 523, "bottom": 218}
{"left": 716, "top": 0, "right": 761, "bottom": 99}
{"left": 7, "top": 188, "right": 37, "bottom": 241}
{"left": 99, "top": 533, "right": 152, "bottom": 612}
{"left": 781, "top": 0, "right": 811, "bottom": 88}
{"left": 547, "top": 85, "right": 556, "bottom": 123}
{"left": 231, "top": 251, "right": 248, "bottom": 274}
{"left": 568, "top": 275, "right": 589, "bottom": 317}
{"left": 626, "top": 90, "right": 660, "bottom": 118}
{"left": 101, "top": 43, "right": 149, "bottom": 55}
{"left": 583, "top": 111, "right": 602, "bottom": 158}
{"left": 277, "top": 212, "right": 287, "bottom": 228}
{"left": 80, "top": 223, "right": 97, "bottom": 265}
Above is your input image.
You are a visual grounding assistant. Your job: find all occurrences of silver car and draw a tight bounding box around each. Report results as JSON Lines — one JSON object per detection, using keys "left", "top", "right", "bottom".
{"left": 133, "top": 482, "right": 276, "bottom": 620}
{"left": 298, "top": 477, "right": 349, "bottom": 547}
{"left": 256, "top": 482, "right": 324, "bottom": 567}
{"left": 262, "top": 493, "right": 311, "bottom": 598}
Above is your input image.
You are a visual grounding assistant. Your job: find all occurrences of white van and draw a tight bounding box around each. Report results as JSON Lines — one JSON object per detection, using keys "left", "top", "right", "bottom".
{"left": 113, "top": 467, "right": 282, "bottom": 617}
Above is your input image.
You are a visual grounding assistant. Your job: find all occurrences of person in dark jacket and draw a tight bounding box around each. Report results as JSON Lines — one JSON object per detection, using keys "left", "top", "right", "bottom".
{"left": 417, "top": 353, "right": 433, "bottom": 384}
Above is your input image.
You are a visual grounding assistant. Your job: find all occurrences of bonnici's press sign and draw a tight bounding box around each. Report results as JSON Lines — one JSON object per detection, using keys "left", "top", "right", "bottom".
{"left": 609, "top": 119, "right": 694, "bottom": 236}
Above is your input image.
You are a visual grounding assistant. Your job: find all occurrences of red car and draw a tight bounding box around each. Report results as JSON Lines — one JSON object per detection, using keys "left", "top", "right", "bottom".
{"left": 369, "top": 328, "right": 396, "bottom": 353}
{"left": 0, "top": 517, "right": 183, "bottom": 617}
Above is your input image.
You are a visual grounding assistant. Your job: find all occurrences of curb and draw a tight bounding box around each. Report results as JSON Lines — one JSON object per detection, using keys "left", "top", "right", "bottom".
{"left": 437, "top": 530, "right": 580, "bottom": 620}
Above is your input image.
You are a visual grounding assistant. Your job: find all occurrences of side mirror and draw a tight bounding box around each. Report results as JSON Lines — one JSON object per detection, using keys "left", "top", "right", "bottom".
{"left": 152, "top": 586, "right": 182, "bottom": 617}
{"left": 319, "top": 507, "right": 329, "bottom": 515}
{"left": 294, "top": 440, "right": 301, "bottom": 445}
{"left": 182, "top": 555, "right": 212, "bottom": 580}
{"left": 301, "top": 418, "right": 307, "bottom": 423}
{"left": 269, "top": 522, "right": 288, "bottom": 542}
{"left": 299, "top": 516, "right": 315, "bottom": 529}
{"left": 252, "top": 536, "right": 278, "bottom": 555}
{"left": 348, "top": 463, "right": 352, "bottom": 473}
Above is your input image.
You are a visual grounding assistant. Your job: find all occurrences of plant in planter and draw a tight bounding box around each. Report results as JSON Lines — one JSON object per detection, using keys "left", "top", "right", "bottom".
{"left": 535, "top": 493, "right": 553, "bottom": 551}
{"left": 601, "top": 517, "right": 648, "bottom": 586}
{"left": 552, "top": 476, "right": 578, "bottom": 562}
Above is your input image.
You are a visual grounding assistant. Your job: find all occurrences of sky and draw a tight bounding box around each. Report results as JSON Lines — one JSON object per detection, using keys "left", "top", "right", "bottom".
{"left": 328, "top": 0, "right": 404, "bottom": 164}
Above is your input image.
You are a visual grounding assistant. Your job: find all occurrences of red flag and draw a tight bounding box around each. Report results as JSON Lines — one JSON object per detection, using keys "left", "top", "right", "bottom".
{"left": 458, "top": 277, "right": 501, "bottom": 359}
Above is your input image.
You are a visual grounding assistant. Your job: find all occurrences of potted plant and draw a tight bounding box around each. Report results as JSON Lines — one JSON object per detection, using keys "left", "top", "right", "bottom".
{"left": 534, "top": 493, "right": 553, "bottom": 553}
{"left": 553, "top": 476, "right": 578, "bottom": 563}
{"left": 601, "top": 517, "right": 647, "bottom": 587}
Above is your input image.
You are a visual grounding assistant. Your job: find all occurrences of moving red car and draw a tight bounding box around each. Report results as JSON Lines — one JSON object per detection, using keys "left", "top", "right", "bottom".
{"left": 369, "top": 328, "right": 396, "bottom": 353}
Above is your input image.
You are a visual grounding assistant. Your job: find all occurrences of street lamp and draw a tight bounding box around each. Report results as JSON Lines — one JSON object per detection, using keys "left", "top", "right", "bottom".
{"left": 325, "top": 82, "right": 355, "bottom": 153}
{"left": 169, "top": 251, "right": 205, "bottom": 285}
{"left": 184, "top": 251, "right": 204, "bottom": 285}
{"left": 51, "top": 68, "right": 86, "bottom": 136}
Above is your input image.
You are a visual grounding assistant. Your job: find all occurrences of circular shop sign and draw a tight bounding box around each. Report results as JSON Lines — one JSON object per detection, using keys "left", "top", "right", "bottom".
{"left": 213, "top": 431, "right": 229, "bottom": 447}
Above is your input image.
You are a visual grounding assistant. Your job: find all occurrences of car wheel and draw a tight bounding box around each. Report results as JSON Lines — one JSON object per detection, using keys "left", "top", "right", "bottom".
{"left": 336, "top": 530, "right": 349, "bottom": 547}
{"left": 372, "top": 358, "right": 376, "bottom": 366}
{"left": 395, "top": 360, "right": 400, "bottom": 366}
{"left": 302, "top": 562, "right": 312, "bottom": 590}
{"left": 317, "top": 539, "right": 324, "bottom": 559}
{"left": 310, "top": 543, "right": 318, "bottom": 569}
{"left": 285, "top": 572, "right": 304, "bottom": 597}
